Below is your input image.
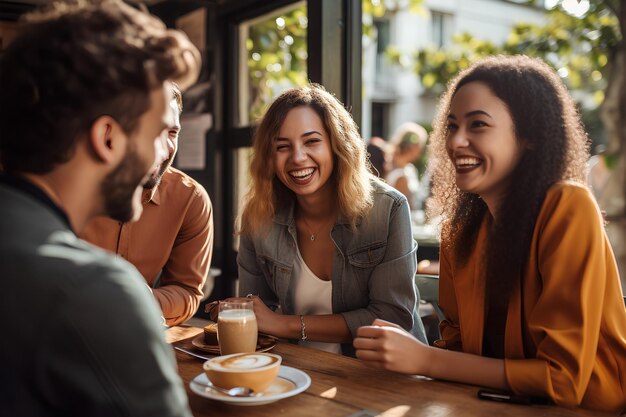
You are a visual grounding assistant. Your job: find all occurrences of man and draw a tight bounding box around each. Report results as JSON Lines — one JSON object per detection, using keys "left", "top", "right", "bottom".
{"left": 0, "top": 1, "right": 200, "bottom": 415}
{"left": 82, "top": 84, "right": 214, "bottom": 327}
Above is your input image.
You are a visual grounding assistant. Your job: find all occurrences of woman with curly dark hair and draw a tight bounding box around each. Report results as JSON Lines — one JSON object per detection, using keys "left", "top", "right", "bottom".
{"left": 354, "top": 55, "right": 626, "bottom": 412}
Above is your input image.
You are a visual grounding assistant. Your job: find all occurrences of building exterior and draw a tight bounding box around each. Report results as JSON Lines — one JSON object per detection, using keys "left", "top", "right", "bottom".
{"left": 362, "top": 0, "right": 546, "bottom": 141}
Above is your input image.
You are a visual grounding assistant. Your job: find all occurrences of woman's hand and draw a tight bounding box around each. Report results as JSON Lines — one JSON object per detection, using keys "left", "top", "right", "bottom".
{"left": 354, "top": 318, "right": 431, "bottom": 375}
{"left": 240, "top": 296, "right": 286, "bottom": 336}
{"left": 248, "top": 295, "right": 280, "bottom": 334}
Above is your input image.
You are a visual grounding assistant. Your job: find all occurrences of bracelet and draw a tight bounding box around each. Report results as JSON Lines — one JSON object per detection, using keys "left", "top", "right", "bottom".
{"left": 299, "top": 315, "right": 307, "bottom": 341}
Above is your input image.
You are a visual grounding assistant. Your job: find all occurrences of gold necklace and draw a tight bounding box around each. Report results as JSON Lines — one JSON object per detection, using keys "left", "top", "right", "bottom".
{"left": 300, "top": 216, "right": 333, "bottom": 242}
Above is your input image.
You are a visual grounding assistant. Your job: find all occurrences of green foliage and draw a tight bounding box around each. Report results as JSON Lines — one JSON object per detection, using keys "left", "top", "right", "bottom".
{"left": 410, "top": 35, "right": 500, "bottom": 95}
{"left": 399, "top": 1, "right": 621, "bottom": 109}
{"left": 501, "top": 3, "right": 620, "bottom": 94}
{"left": 362, "top": 0, "right": 424, "bottom": 17}
{"left": 363, "top": 0, "right": 424, "bottom": 40}
{"left": 246, "top": 4, "right": 308, "bottom": 122}
{"left": 245, "top": 0, "right": 428, "bottom": 122}
{"left": 604, "top": 152, "right": 619, "bottom": 170}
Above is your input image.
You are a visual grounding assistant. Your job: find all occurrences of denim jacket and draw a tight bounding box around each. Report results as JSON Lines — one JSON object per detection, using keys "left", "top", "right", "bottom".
{"left": 238, "top": 179, "right": 426, "bottom": 355}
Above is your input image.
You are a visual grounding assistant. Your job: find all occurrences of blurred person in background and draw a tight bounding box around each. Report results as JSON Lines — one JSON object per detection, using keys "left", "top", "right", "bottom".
{"left": 386, "top": 122, "right": 428, "bottom": 210}
{"left": 587, "top": 144, "right": 611, "bottom": 201}
{"left": 366, "top": 136, "right": 388, "bottom": 178}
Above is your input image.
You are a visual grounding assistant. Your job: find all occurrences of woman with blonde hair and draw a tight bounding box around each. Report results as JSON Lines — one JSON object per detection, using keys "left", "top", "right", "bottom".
{"left": 354, "top": 56, "right": 626, "bottom": 412}
{"left": 238, "top": 84, "right": 426, "bottom": 356}
{"left": 386, "top": 122, "right": 428, "bottom": 210}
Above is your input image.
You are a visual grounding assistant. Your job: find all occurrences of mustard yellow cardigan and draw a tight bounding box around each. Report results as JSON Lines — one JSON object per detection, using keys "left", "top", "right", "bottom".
{"left": 437, "top": 182, "right": 626, "bottom": 412}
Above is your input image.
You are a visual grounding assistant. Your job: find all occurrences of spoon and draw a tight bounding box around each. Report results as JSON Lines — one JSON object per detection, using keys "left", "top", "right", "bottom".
{"left": 173, "top": 346, "right": 211, "bottom": 361}
{"left": 197, "top": 381, "right": 259, "bottom": 397}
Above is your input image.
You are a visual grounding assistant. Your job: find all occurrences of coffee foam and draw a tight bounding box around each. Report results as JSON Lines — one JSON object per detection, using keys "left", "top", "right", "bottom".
{"left": 218, "top": 309, "right": 256, "bottom": 321}
{"left": 208, "top": 353, "right": 279, "bottom": 372}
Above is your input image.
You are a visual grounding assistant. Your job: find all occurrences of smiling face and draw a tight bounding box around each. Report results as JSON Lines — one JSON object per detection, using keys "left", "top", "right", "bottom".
{"left": 144, "top": 97, "right": 181, "bottom": 189}
{"left": 102, "top": 85, "right": 171, "bottom": 222}
{"left": 273, "top": 106, "right": 334, "bottom": 201}
{"left": 446, "top": 81, "right": 524, "bottom": 211}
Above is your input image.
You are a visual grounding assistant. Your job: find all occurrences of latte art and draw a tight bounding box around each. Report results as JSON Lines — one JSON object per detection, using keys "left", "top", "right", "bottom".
{"left": 203, "top": 352, "right": 282, "bottom": 392}
{"left": 209, "top": 353, "right": 280, "bottom": 372}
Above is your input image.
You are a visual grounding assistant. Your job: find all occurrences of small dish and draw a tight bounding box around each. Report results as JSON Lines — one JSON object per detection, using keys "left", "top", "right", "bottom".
{"left": 190, "top": 365, "right": 311, "bottom": 406}
{"left": 191, "top": 333, "right": 277, "bottom": 354}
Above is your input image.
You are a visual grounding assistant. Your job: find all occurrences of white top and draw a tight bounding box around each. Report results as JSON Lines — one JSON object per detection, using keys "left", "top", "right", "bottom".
{"left": 386, "top": 164, "right": 421, "bottom": 210}
{"left": 293, "top": 246, "right": 342, "bottom": 354}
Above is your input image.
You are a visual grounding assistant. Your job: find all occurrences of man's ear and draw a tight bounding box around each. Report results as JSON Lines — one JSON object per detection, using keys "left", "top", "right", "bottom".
{"left": 89, "top": 116, "right": 126, "bottom": 164}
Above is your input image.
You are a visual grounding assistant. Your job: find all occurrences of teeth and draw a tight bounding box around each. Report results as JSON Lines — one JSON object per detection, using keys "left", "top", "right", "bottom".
{"left": 456, "top": 157, "right": 481, "bottom": 167}
{"left": 290, "top": 168, "right": 314, "bottom": 178}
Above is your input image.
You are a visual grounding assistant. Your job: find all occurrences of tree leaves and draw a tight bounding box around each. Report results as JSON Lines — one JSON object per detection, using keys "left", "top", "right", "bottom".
{"left": 382, "top": 1, "right": 620, "bottom": 111}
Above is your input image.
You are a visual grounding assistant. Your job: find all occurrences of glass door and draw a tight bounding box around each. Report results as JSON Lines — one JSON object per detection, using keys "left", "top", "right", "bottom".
{"left": 233, "top": 1, "right": 308, "bottom": 250}
{"left": 219, "top": 0, "right": 308, "bottom": 298}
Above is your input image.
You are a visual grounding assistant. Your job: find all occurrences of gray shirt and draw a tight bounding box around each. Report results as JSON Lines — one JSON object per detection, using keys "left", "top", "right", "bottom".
{"left": 0, "top": 179, "right": 191, "bottom": 417}
{"left": 238, "top": 179, "right": 426, "bottom": 356}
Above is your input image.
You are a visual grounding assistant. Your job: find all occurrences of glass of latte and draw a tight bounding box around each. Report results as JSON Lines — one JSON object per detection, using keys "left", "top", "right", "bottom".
{"left": 218, "top": 300, "right": 258, "bottom": 355}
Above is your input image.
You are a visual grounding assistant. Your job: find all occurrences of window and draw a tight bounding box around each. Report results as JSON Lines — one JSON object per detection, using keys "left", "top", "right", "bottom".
{"left": 371, "top": 102, "right": 390, "bottom": 139}
{"left": 431, "top": 10, "right": 453, "bottom": 48}
{"left": 233, "top": 2, "right": 308, "bottom": 250}
{"left": 237, "top": 2, "right": 307, "bottom": 127}
{"left": 373, "top": 19, "right": 391, "bottom": 75}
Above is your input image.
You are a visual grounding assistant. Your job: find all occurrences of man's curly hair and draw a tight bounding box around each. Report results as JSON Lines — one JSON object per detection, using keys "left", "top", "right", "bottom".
{"left": 0, "top": 0, "right": 200, "bottom": 174}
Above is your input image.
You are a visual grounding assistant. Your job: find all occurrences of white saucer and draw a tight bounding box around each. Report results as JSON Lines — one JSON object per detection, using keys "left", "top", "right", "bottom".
{"left": 189, "top": 365, "right": 311, "bottom": 406}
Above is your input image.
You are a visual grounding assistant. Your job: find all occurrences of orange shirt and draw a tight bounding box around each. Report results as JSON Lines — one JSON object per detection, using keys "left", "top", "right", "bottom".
{"left": 437, "top": 182, "right": 626, "bottom": 412}
{"left": 82, "top": 167, "right": 213, "bottom": 326}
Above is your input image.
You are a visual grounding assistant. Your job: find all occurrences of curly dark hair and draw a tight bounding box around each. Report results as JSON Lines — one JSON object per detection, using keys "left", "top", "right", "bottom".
{"left": 0, "top": 0, "right": 200, "bottom": 174}
{"left": 428, "top": 55, "right": 589, "bottom": 340}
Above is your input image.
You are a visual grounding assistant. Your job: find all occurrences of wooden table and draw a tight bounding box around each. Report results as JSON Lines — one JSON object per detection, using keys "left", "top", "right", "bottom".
{"left": 167, "top": 326, "right": 612, "bottom": 417}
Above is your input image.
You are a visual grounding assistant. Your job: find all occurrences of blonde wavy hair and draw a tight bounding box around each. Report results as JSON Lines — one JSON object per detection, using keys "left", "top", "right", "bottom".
{"left": 240, "top": 84, "right": 374, "bottom": 236}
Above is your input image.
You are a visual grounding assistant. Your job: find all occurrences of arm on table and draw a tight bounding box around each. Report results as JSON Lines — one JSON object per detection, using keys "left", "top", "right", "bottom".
{"left": 248, "top": 296, "right": 353, "bottom": 343}
{"left": 154, "top": 189, "right": 213, "bottom": 326}
{"left": 354, "top": 319, "right": 507, "bottom": 390}
{"left": 355, "top": 186, "right": 615, "bottom": 406}
{"left": 237, "top": 232, "right": 352, "bottom": 342}
{"left": 505, "top": 186, "right": 610, "bottom": 406}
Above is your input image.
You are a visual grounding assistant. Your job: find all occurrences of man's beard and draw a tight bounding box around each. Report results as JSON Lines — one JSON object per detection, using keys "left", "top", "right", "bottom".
{"left": 143, "top": 157, "right": 172, "bottom": 189}
{"left": 101, "top": 146, "right": 149, "bottom": 223}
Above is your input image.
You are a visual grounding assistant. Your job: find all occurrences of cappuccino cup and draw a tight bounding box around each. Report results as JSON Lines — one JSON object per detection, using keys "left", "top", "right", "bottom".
{"left": 218, "top": 300, "right": 258, "bottom": 355}
{"left": 203, "top": 352, "right": 281, "bottom": 392}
